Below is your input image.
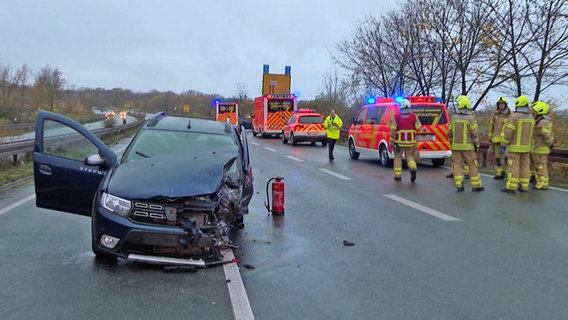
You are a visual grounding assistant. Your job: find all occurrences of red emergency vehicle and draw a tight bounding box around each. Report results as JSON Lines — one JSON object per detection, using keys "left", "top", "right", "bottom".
{"left": 348, "top": 96, "right": 452, "bottom": 167}
{"left": 215, "top": 101, "right": 238, "bottom": 125}
{"left": 252, "top": 94, "right": 298, "bottom": 137}
{"left": 282, "top": 109, "right": 326, "bottom": 146}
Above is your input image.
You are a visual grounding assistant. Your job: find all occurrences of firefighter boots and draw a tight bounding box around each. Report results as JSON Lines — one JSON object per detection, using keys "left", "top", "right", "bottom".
{"left": 410, "top": 170, "right": 417, "bottom": 182}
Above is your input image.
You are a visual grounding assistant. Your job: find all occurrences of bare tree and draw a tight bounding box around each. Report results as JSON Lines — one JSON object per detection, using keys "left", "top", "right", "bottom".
{"left": 316, "top": 69, "right": 351, "bottom": 109}
{"left": 0, "top": 63, "right": 28, "bottom": 118}
{"left": 233, "top": 82, "right": 249, "bottom": 102}
{"left": 34, "top": 66, "right": 65, "bottom": 111}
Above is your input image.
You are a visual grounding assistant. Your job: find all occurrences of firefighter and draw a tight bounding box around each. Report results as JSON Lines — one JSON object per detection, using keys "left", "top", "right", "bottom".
{"left": 390, "top": 99, "right": 421, "bottom": 182}
{"left": 448, "top": 96, "right": 484, "bottom": 192}
{"left": 500, "top": 96, "right": 535, "bottom": 193}
{"left": 530, "top": 101, "right": 554, "bottom": 190}
{"left": 323, "top": 109, "right": 343, "bottom": 160}
{"left": 488, "top": 97, "right": 511, "bottom": 179}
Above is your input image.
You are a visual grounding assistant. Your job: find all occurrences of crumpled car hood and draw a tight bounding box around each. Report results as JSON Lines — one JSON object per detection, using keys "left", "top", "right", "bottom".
{"left": 107, "top": 147, "right": 239, "bottom": 199}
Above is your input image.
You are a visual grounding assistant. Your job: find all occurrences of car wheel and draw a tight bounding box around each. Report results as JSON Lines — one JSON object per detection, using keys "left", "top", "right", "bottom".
{"left": 261, "top": 130, "right": 267, "bottom": 138}
{"left": 348, "top": 139, "right": 360, "bottom": 159}
{"left": 282, "top": 131, "right": 288, "bottom": 144}
{"left": 252, "top": 127, "right": 258, "bottom": 137}
{"left": 291, "top": 132, "right": 297, "bottom": 145}
{"left": 432, "top": 158, "right": 445, "bottom": 167}
{"left": 379, "top": 144, "right": 392, "bottom": 167}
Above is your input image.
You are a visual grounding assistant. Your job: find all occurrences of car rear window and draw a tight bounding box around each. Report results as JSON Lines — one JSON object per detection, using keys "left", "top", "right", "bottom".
{"left": 124, "top": 130, "right": 235, "bottom": 162}
{"left": 298, "top": 116, "right": 323, "bottom": 124}
{"left": 412, "top": 105, "right": 448, "bottom": 125}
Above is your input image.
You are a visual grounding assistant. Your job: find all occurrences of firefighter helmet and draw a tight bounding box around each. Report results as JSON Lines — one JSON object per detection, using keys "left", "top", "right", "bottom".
{"left": 399, "top": 99, "right": 411, "bottom": 109}
{"left": 514, "top": 96, "right": 530, "bottom": 108}
{"left": 531, "top": 101, "right": 549, "bottom": 115}
{"left": 496, "top": 97, "right": 508, "bottom": 106}
{"left": 457, "top": 96, "right": 471, "bottom": 109}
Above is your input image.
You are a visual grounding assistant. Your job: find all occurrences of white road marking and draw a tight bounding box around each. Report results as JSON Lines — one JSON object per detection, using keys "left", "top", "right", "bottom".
{"left": 0, "top": 194, "right": 36, "bottom": 216}
{"left": 286, "top": 155, "right": 304, "bottom": 162}
{"left": 251, "top": 142, "right": 260, "bottom": 146}
{"left": 265, "top": 147, "right": 277, "bottom": 152}
{"left": 383, "top": 194, "right": 461, "bottom": 222}
{"left": 222, "top": 250, "right": 255, "bottom": 320}
{"left": 319, "top": 168, "right": 352, "bottom": 180}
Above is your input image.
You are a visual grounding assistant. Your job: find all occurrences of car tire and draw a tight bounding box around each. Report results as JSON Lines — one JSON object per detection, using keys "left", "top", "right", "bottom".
{"left": 379, "top": 144, "right": 392, "bottom": 167}
{"left": 282, "top": 131, "right": 288, "bottom": 144}
{"left": 261, "top": 130, "right": 267, "bottom": 138}
{"left": 348, "top": 138, "right": 360, "bottom": 159}
{"left": 291, "top": 133, "right": 297, "bottom": 145}
{"left": 432, "top": 158, "right": 445, "bottom": 167}
{"left": 252, "top": 127, "right": 258, "bottom": 137}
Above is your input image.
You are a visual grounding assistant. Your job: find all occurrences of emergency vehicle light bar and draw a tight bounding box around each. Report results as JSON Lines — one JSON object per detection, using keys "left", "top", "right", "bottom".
{"left": 267, "top": 94, "right": 295, "bottom": 98}
{"left": 407, "top": 96, "right": 436, "bottom": 103}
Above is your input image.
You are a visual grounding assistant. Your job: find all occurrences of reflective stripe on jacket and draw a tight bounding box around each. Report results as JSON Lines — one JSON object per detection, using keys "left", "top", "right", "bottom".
{"left": 501, "top": 110, "right": 534, "bottom": 153}
{"left": 323, "top": 115, "right": 343, "bottom": 140}
{"left": 448, "top": 113, "right": 479, "bottom": 151}
{"left": 531, "top": 115, "right": 554, "bottom": 155}
{"left": 390, "top": 111, "right": 421, "bottom": 147}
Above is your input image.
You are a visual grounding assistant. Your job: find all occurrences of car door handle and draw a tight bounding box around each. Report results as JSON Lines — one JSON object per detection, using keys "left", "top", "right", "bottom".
{"left": 39, "top": 164, "right": 53, "bottom": 176}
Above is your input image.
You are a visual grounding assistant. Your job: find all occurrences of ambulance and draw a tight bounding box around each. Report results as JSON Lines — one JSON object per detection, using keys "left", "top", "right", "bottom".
{"left": 215, "top": 100, "right": 238, "bottom": 125}
{"left": 347, "top": 96, "right": 452, "bottom": 167}
{"left": 252, "top": 94, "right": 298, "bottom": 138}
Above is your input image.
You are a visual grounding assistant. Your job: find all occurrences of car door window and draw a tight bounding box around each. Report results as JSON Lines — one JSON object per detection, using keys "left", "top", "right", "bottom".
{"left": 354, "top": 109, "right": 366, "bottom": 125}
{"left": 366, "top": 107, "right": 385, "bottom": 125}
{"left": 42, "top": 119, "right": 99, "bottom": 161}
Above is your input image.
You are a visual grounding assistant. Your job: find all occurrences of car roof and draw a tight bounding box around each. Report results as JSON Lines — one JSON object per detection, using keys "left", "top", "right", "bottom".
{"left": 145, "top": 115, "right": 232, "bottom": 135}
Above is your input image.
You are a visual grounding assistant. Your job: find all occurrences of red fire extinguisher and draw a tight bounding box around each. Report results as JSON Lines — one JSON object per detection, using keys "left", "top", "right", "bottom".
{"left": 265, "top": 177, "right": 285, "bottom": 215}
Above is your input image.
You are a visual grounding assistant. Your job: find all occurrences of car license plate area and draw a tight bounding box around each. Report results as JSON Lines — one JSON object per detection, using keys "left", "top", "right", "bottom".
{"left": 416, "top": 134, "right": 435, "bottom": 141}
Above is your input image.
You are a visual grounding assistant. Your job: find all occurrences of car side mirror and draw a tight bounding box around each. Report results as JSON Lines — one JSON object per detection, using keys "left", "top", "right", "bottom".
{"left": 250, "top": 114, "right": 255, "bottom": 118}
{"left": 85, "top": 153, "right": 106, "bottom": 166}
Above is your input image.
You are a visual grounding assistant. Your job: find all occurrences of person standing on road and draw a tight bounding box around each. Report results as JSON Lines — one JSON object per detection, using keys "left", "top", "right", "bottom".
{"left": 390, "top": 99, "right": 421, "bottom": 182}
{"left": 500, "top": 95, "right": 535, "bottom": 194}
{"left": 530, "top": 101, "right": 554, "bottom": 190}
{"left": 448, "top": 96, "right": 484, "bottom": 192}
{"left": 488, "top": 97, "right": 511, "bottom": 179}
{"left": 323, "top": 109, "right": 343, "bottom": 160}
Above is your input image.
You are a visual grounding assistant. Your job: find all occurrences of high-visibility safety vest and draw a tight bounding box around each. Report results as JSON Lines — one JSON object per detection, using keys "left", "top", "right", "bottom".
{"left": 448, "top": 112, "right": 479, "bottom": 151}
{"left": 323, "top": 115, "right": 343, "bottom": 140}
{"left": 390, "top": 112, "right": 421, "bottom": 147}
{"left": 531, "top": 115, "right": 554, "bottom": 155}
{"left": 502, "top": 109, "right": 535, "bottom": 153}
{"left": 488, "top": 108, "right": 510, "bottom": 143}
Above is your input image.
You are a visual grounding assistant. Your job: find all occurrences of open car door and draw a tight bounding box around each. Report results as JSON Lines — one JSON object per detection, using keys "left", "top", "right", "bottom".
{"left": 34, "top": 111, "right": 117, "bottom": 216}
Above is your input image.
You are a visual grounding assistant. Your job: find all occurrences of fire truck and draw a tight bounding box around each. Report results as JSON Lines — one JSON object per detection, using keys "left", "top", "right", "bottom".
{"left": 215, "top": 100, "right": 238, "bottom": 125}
{"left": 252, "top": 94, "right": 298, "bottom": 137}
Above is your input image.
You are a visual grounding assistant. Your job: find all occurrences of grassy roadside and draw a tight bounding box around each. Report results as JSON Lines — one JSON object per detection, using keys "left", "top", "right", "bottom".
{"left": 0, "top": 127, "right": 140, "bottom": 188}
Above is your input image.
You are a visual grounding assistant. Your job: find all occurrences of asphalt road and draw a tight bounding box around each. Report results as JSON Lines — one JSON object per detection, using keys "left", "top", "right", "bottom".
{"left": 1, "top": 132, "right": 567, "bottom": 319}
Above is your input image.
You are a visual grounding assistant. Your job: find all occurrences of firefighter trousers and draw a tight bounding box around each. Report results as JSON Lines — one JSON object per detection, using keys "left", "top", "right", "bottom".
{"left": 452, "top": 150, "right": 481, "bottom": 189}
{"left": 506, "top": 152, "right": 531, "bottom": 191}
{"left": 492, "top": 142, "right": 507, "bottom": 176}
{"left": 530, "top": 153, "right": 549, "bottom": 189}
{"left": 394, "top": 146, "right": 417, "bottom": 178}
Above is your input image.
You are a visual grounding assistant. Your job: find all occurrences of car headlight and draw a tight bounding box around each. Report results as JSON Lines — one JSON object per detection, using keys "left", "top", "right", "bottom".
{"left": 101, "top": 192, "right": 131, "bottom": 217}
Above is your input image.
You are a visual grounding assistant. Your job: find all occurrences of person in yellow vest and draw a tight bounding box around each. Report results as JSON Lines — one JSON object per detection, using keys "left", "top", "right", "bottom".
{"left": 500, "top": 96, "right": 535, "bottom": 193}
{"left": 390, "top": 99, "right": 421, "bottom": 182}
{"left": 530, "top": 101, "right": 554, "bottom": 190}
{"left": 488, "top": 97, "right": 511, "bottom": 179}
{"left": 323, "top": 109, "right": 343, "bottom": 160}
{"left": 448, "top": 96, "right": 484, "bottom": 192}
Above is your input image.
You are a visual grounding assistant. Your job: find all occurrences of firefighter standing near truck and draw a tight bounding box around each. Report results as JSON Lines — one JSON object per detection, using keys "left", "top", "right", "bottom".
{"left": 448, "top": 96, "right": 484, "bottom": 192}
{"left": 530, "top": 101, "right": 554, "bottom": 190}
{"left": 488, "top": 97, "right": 511, "bottom": 179}
{"left": 390, "top": 99, "right": 421, "bottom": 182}
{"left": 323, "top": 109, "right": 343, "bottom": 160}
{"left": 500, "top": 95, "right": 535, "bottom": 193}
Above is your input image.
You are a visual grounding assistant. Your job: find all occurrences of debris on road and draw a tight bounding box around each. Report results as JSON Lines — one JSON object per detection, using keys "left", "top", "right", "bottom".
{"left": 243, "top": 264, "right": 255, "bottom": 270}
{"left": 343, "top": 240, "right": 355, "bottom": 246}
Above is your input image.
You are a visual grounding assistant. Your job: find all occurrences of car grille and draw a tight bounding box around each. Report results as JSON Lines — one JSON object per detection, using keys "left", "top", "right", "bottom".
{"left": 129, "top": 200, "right": 211, "bottom": 226}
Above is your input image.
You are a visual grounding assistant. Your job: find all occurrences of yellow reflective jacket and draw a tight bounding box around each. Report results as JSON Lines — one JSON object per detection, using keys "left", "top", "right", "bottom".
{"left": 531, "top": 115, "right": 554, "bottom": 155}
{"left": 501, "top": 109, "right": 534, "bottom": 153}
{"left": 323, "top": 114, "right": 343, "bottom": 140}
{"left": 448, "top": 112, "right": 479, "bottom": 151}
{"left": 488, "top": 108, "right": 510, "bottom": 143}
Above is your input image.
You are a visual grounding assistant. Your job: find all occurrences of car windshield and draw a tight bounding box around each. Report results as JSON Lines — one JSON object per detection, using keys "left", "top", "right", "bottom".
{"left": 123, "top": 129, "right": 236, "bottom": 162}
{"left": 299, "top": 116, "right": 323, "bottom": 124}
{"left": 411, "top": 105, "right": 448, "bottom": 125}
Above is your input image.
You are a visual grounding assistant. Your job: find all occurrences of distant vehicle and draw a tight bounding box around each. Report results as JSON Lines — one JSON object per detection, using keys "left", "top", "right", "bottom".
{"left": 282, "top": 109, "right": 327, "bottom": 146}
{"left": 252, "top": 94, "right": 298, "bottom": 137}
{"left": 33, "top": 111, "right": 253, "bottom": 266}
{"left": 239, "top": 114, "right": 253, "bottom": 130}
{"left": 348, "top": 96, "right": 452, "bottom": 167}
{"left": 215, "top": 101, "right": 238, "bottom": 125}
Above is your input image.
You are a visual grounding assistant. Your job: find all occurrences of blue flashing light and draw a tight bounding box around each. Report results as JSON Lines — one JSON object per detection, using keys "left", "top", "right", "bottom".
{"left": 367, "top": 97, "right": 376, "bottom": 104}
{"left": 213, "top": 98, "right": 221, "bottom": 105}
{"left": 394, "top": 96, "right": 405, "bottom": 104}
{"left": 293, "top": 91, "right": 300, "bottom": 98}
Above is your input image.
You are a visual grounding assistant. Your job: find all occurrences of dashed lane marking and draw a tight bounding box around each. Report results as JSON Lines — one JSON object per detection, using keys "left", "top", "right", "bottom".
{"left": 0, "top": 194, "right": 36, "bottom": 216}
{"left": 319, "top": 168, "right": 351, "bottom": 180}
{"left": 384, "top": 194, "right": 461, "bottom": 222}
{"left": 222, "top": 249, "right": 255, "bottom": 320}
{"left": 265, "top": 147, "right": 277, "bottom": 152}
{"left": 251, "top": 142, "right": 260, "bottom": 146}
{"left": 286, "top": 155, "right": 304, "bottom": 162}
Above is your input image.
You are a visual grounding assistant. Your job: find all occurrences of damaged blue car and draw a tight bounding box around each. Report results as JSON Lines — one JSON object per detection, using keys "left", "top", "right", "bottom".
{"left": 33, "top": 111, "right": 253, "bottom": 267}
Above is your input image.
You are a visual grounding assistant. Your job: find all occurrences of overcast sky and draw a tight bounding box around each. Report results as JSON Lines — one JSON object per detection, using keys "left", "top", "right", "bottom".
{"left": 1, "top": 0, "right": 399, "bottom": 100}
